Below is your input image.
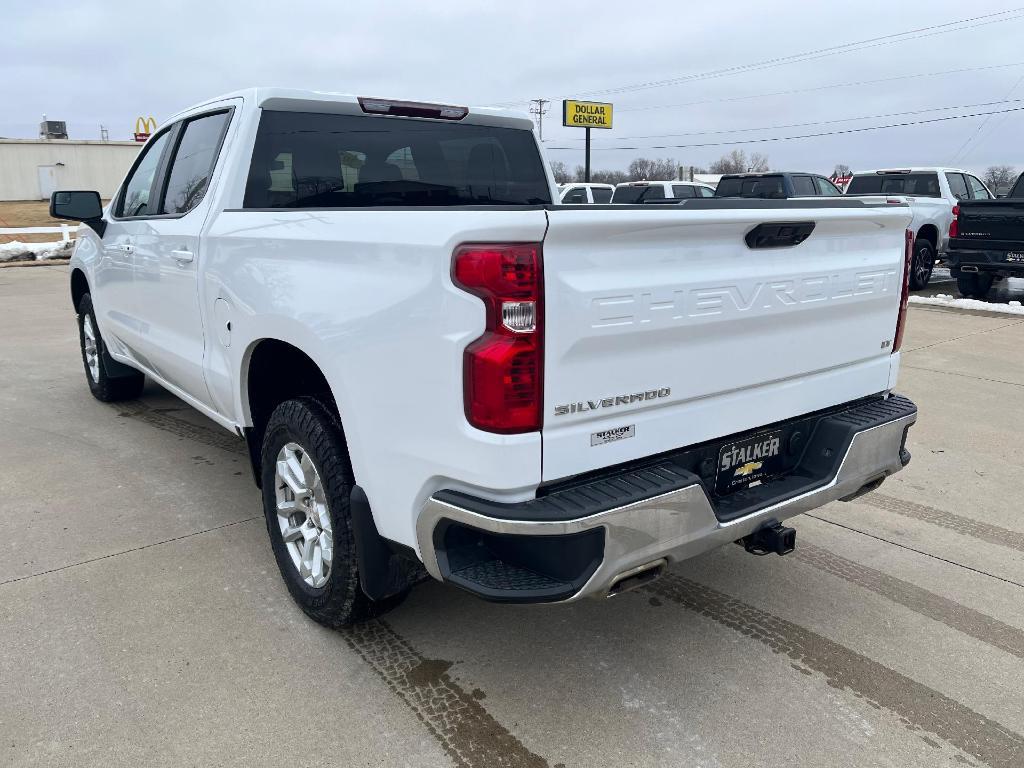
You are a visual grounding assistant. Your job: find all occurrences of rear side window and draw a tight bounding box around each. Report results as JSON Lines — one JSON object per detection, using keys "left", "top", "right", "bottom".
{"left": 1011, "top": 175, "right": 1024, "bottom": 198}
{"left": 672, "top": 184, "right": 696, "bottom": 198}
{"left": 591, "top": 187, "right": 612, "bottom": 203}
{"left": 792, "top": 176, "right": 816, "bottom": 196}
{"left": 162, "top": 111, "right": 230, "bottom": 214}
{"left": 945, "top": 173, "right": 970, "bottom": 201}
{"left": 846, "top": 173, "right": 941, "bottom": 197}
{"left": 966, "top": 175, "right": 991, "bottom": 200}
{"left": 243, "top": 111, "right": 551, "bottom": 208}
{"left": 715, "top": 176, "right": 785, "bottom": 199}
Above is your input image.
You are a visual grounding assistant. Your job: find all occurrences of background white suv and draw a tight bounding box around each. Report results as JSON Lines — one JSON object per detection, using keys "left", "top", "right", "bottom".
{"left": 611, "top": 180, "right": 716, "bottom": 203}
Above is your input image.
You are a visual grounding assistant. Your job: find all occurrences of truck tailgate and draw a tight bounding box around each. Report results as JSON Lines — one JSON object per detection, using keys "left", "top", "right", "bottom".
{"left": 954, "top": 199, "right": 1024, "bottom": 248}
{"left": 541, "top": 202, "right": 912, "bottom": 481}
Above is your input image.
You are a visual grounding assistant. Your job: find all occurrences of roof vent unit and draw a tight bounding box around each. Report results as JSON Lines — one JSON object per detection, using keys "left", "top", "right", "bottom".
{"left": 39, "top": 120, "right": 68, "bottom": 140}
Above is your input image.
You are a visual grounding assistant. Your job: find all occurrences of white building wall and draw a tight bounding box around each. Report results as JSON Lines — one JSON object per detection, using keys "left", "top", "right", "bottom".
{"left": 0, "top": 140, "right": 142, "bottom": 201}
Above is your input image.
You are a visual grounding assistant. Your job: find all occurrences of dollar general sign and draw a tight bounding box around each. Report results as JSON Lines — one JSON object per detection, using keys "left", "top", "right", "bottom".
{"left": 562, "top": 100, "right": 613, "bottom": 129}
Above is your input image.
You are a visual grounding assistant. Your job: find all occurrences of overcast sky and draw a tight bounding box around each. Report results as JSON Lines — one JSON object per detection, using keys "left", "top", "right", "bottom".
{"left": 4, "top": 0, "right": 1023, "bottom": 177}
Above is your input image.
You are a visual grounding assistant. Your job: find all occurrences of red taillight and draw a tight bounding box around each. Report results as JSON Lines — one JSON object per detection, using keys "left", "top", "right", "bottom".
{"left": 453, "top": 243, "right": 543, "bottom": 433}
{"left": 949, "top": 204, "right": 960, "bottom": 238}
{"left": 894, "top": 229, "right": 913, "bottom": 353}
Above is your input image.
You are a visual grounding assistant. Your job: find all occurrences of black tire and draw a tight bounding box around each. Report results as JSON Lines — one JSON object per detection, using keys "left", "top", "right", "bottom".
{"left": 955, "top": 271, "right": 994, "bottom": 299}
{"left": 908, "top": 238, "right": 935, "bottom": 291}
{"left": 76, "top": 293, "right": 145, "bottom": 402}
{"left": 260, "top": 397, "right": 406, "bottom": 627}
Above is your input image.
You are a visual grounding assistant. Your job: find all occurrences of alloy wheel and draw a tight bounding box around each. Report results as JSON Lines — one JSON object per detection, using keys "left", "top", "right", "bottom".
{"left": 274, "top": 442, "right": 333, "bottom": 588}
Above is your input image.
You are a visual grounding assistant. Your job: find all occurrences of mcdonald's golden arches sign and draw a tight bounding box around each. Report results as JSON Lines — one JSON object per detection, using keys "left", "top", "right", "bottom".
{"left": 134, "top": 116, "right": 157, "bottom": 143}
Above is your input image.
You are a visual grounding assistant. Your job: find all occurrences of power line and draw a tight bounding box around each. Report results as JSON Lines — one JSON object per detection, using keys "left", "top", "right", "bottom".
{"left": 615, "top": 61, "right": 1024, "bottom": 114}
{"left": 492, "top": 8, "right": 1024, "bottom": 107}
{"left": 951, "top": 73, "right": 1024, "bottom": 163}
{"left": 541, "top": 105, "right": 1024, "bottom": 151}
{"left": 550, "top": 98, "right": 1024, "bottom": 143}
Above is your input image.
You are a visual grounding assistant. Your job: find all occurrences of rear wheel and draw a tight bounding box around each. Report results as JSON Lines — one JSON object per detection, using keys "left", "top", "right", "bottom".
{"left": 77, "top": 293, "right": 145, "bottom": 402}
{"left": 260, "top": 397, "right": 406, "bottom": 627}
{"left": 909, "top": 239, "right": 935, "bottom": 291}
{"left": 955, "top": 271, "right": 994, "bottom": 299}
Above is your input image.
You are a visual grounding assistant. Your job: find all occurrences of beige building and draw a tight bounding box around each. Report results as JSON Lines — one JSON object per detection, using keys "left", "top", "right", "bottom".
{"left": 0, "top": 139, "right": 142, "bottom": 201}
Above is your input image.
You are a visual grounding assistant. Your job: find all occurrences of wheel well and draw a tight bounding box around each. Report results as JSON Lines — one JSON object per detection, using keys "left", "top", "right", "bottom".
{"left": 244, "top": 339, "right": 339, "bottom": 487}
{"left": 916, "top": 224, "right": 938, "bottom": 249}
{"left": 70, "top": 269, "right": 89, "bottom": 312}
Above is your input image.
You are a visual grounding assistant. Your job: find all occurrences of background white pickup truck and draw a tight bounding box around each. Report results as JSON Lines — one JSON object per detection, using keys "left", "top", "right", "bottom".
{"left": 53, "top": 88, "right": 917, "bottom": 626}
{"left": 845, "top": 167, "right": 995, "bottom": 289}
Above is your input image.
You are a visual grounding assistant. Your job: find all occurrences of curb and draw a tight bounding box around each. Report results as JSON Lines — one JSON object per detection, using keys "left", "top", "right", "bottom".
{"left": 0, "top": 258, "right": 71, "bottom": 269}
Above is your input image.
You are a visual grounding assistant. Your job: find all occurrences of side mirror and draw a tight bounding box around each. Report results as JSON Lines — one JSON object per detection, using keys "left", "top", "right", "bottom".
{"left": 50, "top": 191, "right": 106, "bottom": 236}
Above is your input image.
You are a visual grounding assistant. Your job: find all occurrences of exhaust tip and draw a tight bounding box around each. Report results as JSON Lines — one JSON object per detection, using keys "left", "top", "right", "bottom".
{"left": 606, "top": 559, "right": 667, "bottom": 597}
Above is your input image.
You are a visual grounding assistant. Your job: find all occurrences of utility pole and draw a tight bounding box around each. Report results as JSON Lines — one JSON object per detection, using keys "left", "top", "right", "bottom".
{"left": 529, "top": 98, "right": 549, "bottom": 140}
{"left": 100, "top": 125, "right": 109, "bottom": 142}
{"left": 584, "top": 128, "right": 591, "bottom": 182}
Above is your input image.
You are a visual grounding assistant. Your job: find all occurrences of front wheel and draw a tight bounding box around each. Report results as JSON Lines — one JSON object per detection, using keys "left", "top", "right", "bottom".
{"left": 909, "top": 239, "right": 935, "bottom": 291}
{"left": 76, "top": 293, "right": 145, "bottom": 402}
{"left": 260, "top": 397, "right": 406, "bottom": 627}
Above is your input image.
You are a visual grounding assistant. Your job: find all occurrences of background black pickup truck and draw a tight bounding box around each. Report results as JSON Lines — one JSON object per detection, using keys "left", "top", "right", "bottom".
{"left": 714, "top": 172, "right": 843, "bottom": 199}
{"left": 946, "top": 173, "right": 1024, "bottom": 298}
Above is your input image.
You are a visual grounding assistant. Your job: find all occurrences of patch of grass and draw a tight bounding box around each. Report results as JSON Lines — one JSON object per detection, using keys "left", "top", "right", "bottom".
{"left": 0, "top": 200, "right": 108, "bottom": 244}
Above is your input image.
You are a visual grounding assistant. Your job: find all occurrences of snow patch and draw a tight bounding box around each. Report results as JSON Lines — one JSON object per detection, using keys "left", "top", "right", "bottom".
{"left": 909, "top": 294, "right": 1024, "bottom": 315}
{"left": 0, "top": 240, "right": 73, "bottom": 262}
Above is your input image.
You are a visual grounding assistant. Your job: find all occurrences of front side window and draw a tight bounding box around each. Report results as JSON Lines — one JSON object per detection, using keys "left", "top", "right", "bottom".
{"left": 117, "top": 130, "right": 172, "bottom": 217}
{"left": 945, "top": 173, "right": 969, "bottom": 201}
{"left": 591, "top": 187, "right": 612, "bottom": 203}
{"left": 815, "top": 177, "right": 842, "bottom": 196}
{"left": 698, "top": 186, "right": 715, "bottom": 198}
{"left": 672, "top": 184, "right": 696, "bottom": 198}
{"left": 966, "top": 175, "right": 991, "bottom": 200}
{"left": 243, "top": 111, "right": 551, "bottom": 208}
{"left": 162, "top": 111, "right": 230, "bottom": 214}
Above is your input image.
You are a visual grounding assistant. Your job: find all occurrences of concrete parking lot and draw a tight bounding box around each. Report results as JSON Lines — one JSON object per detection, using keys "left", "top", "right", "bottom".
{"left": 2, "top": 264, "right": 1023, "bottom": 768}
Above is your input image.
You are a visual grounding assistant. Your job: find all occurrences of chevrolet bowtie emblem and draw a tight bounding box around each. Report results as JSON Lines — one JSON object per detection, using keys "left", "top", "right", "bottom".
{"left": 734, "top": 461, "right": 763, "bottom": 477}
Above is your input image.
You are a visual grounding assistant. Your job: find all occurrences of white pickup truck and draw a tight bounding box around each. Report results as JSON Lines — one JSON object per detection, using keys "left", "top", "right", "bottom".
{"left": 845, "top": 167, "right": 995, "bottom": 289}
{"left": 53, "top": 88, "right": 918, "bottom": 627}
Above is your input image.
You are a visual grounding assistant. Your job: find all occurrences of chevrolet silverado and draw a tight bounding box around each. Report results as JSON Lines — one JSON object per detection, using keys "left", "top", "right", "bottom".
{"left": 51, "top": 88, "right": 918, "bottom": 626}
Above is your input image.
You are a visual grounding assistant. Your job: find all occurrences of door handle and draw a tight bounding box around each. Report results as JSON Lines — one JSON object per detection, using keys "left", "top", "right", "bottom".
{"left": 113, "top": 243, "right": 134, "bottom": 254}
{"left": 170, "top": 248, "right": 195, "bottom": 263}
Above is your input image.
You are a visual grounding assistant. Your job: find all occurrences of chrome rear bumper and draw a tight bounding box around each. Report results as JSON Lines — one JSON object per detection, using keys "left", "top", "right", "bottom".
{"left": 417, "top": 400, "right": 915, "bottom": 602}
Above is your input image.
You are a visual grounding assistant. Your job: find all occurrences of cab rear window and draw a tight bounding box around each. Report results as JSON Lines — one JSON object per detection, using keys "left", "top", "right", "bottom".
{"left": 714, "top": 176, "right": 785, "bottom": 199}
{"left": 846, "top": 173, "right": 940, "bottom": 197}
{"left": 243, "top": 110, "right": 551, "bottom": 208}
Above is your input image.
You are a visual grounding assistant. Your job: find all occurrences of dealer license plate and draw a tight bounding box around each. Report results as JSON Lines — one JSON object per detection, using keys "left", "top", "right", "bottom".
{"left": 715, "top": 430, "right": 785, "bottom": 495}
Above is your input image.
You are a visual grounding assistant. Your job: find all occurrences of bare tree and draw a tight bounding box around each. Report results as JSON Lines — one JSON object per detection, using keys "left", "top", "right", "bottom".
{"left": 627, "top": 157, "right": 678, "bottom": 181}
{"left": 549, "top": 160, "right": 572, "bottom": 184}
{"left": 574, "top": 166, "right": 629, "bottom": 184}
{"left": 983, "top": 165, "right": 1017, "bottom": 194}
{"left": 708, "top": 150, "right": 769, "bottom": 174}
{"left": 833, "top": 164, "right": 852, "bottom": 177}
{"left": 748, "top": 153, "right": 770, "bottom": 173}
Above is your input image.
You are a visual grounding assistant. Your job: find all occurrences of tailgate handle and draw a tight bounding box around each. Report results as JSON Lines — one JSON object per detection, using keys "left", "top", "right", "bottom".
{"left": 745, "top": 222, "right": 815, "bottom": 249}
